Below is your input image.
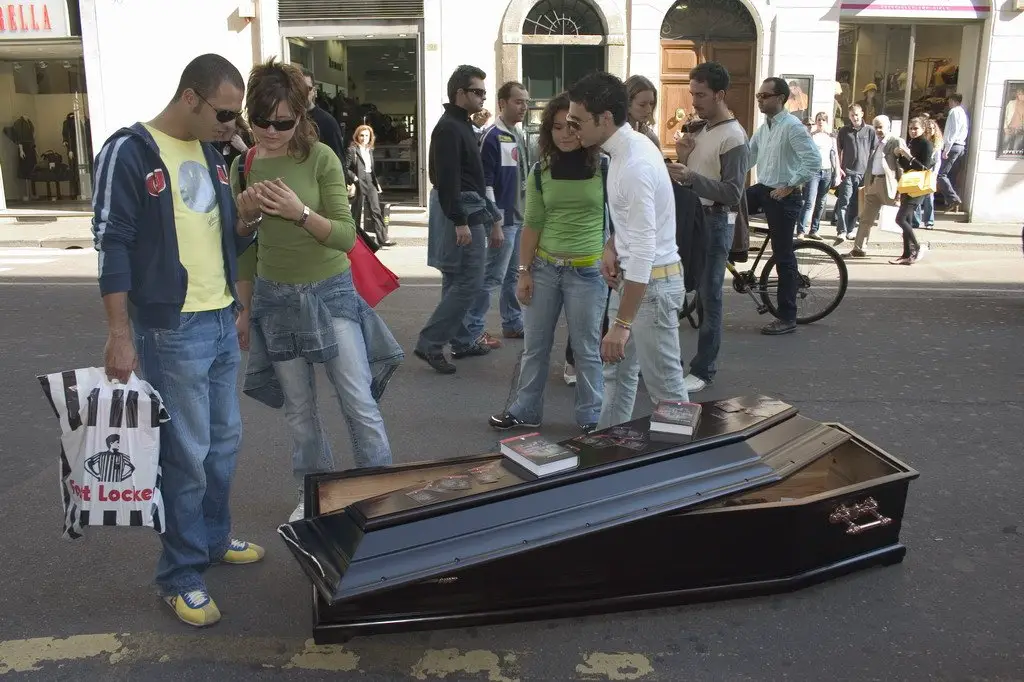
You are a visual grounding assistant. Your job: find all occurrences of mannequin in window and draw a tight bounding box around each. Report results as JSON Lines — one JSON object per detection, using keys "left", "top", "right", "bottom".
{"left": 3, "top": 115, "right": 36, "bottom": 201}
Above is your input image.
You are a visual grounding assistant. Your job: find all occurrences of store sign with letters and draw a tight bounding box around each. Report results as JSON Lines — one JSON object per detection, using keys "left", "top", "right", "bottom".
{"left": 0, "top": 2, "right": 70, "bottom": 39}
{"left": 840, "top": 0, "right": 990, "bottom": 20}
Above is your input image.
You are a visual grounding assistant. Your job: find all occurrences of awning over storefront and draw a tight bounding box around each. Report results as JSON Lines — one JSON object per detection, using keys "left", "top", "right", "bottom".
{"left": 840, "top": 1, "right": 990, "bottom": 21}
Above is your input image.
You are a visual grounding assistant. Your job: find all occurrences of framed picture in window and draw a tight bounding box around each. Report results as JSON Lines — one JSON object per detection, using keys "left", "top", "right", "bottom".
{"left": 780, "top": 75, "right": 813, "bottom": 123}
{"left": 997, "top": 81, "right": 1024, "bottom": 159}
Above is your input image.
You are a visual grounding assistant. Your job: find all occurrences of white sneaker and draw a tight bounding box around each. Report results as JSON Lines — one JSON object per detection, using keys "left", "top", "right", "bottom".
{"left": 684, "top": 374, "right": 708, "bottom": 393}
{"left": 563, "top": 363, "right": 577, "bottom": 386}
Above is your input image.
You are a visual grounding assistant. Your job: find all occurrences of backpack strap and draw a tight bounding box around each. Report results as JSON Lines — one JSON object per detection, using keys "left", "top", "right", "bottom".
{"left": 600, "top": 155, "right": 614, "bottom": 236}
{"left": 533, "top": 161, "right": 542, "bottom": 192}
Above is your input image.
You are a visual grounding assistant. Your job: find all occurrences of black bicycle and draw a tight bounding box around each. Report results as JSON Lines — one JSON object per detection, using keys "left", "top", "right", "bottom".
{"left": 680, "top": 229, "right": 849, "bottom": 329}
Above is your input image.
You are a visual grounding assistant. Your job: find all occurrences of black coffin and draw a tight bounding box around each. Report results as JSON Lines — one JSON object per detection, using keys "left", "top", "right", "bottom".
{"left": 278, "top": 396, "right": 919, "bottom": 643}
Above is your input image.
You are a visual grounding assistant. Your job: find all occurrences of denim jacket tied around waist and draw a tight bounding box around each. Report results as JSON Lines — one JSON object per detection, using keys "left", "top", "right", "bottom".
{"left": 242, "top": 269, "right": 404, "bottom": 408}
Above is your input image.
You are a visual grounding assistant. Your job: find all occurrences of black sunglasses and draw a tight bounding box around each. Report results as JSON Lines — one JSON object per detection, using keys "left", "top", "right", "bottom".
{"left": 464, "top": 88, "right": 486, "bottom": 98}
{"left": 250, "top": 116, "right": 298, "bottom": 131}
{"left": 194, "top": 92, "right": 240, "bottom": 123}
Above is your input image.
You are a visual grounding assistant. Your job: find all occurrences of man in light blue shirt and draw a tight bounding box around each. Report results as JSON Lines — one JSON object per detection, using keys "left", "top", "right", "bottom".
{"left": 746, "top": 77, "right": 820, "bottom": 335}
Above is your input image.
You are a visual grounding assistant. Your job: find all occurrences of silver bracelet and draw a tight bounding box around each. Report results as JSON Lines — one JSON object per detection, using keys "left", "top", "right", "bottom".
{"left": 244, "top": 214, "right": 263, "bottom": 229}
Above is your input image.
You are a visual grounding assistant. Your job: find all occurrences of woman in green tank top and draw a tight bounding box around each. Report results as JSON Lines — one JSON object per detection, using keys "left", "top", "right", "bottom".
{"left": 488, "top": 93, "right": 609, "bottom": 434}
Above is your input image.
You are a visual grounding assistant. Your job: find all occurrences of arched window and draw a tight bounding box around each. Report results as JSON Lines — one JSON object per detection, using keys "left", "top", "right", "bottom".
{"left": 524, "top": 0, "right": 605, "bottom": 36}
{"left": 661, "top": 0, "right": 756, "bottom": 42}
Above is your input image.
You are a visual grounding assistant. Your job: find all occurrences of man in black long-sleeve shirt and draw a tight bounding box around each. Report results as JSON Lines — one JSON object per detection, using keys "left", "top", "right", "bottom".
{"left": 301, "top": 68, "right": 347, "bottom": 161}
{"left": 416, "top": 65, "right": 500, "bottom": 374}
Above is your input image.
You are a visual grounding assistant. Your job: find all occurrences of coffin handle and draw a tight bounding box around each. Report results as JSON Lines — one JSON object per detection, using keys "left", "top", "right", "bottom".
{"left": 829, "top": 497, "right": 892, "bottom": 535}
{"left": 277, "top": 523, "right": 327, "bottom": 578}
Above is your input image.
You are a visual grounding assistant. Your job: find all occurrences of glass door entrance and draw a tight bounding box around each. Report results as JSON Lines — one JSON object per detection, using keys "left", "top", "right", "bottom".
{"left": 522, "top": 45, "right": 604, "bottom": 159}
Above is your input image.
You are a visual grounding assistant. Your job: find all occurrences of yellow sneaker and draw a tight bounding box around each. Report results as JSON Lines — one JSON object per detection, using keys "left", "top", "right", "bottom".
{"left": 221, "top": 538, "right": 266, "bottom": 565}
{"left": 164, "top": 589, "right": 221, "bottom": 628}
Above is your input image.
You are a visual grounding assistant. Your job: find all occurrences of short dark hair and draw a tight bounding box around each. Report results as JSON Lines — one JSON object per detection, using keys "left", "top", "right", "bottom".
{"left": 567, "top": 72, "right": 628, "bottom": 126}
{"left": 173, "top": 53, "right": 245, "bottom": 101}
{"left": 690, "top": 62, "right": 730, "bottom": 92}
{"left": 764, "top": 77, "right": 790, "bottom": 101}
{"left": 948, "top": 92, "right": 964, "bottom": 104}
{"left": 497, "top": 81, "right": 526, "bottom": 102}
{"left": 447, "top": 65, "right": 486, "bottom": 103}
{"left": 106, "top": 434, "right": 120, "bottom": 446}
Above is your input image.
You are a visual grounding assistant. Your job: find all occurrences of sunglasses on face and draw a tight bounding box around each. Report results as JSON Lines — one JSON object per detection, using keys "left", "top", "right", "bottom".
{"left": 195, "top": 92, "right": 240, "bottom": 123}
{"left": 251, "top": 116, "right": 298, "bottom": 131}
{"left": 464, "top": 88, "right": 486, "bottom": 98}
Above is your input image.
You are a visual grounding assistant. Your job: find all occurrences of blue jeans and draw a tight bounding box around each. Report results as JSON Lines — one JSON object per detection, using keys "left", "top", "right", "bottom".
{"left": 508, "top": 257, "right": 606, "bottom": 426}
{"left": 500, "top": 224, "right": 524, "bottom": 333}
{"left": 937, "top": 144, "right": 964, "bottom": 205}
{"left": 464, "top": 223, "right": 519, "bottom": 341}
{"left": 747, "top": 184, "right": 801, "bottom": 323}
{"left": 133, "top": 306, "right": 242, "bottom": 596}
{"left": 913, "top": 193, "right": 935, "bottom": 228}
{"left": 598, "top": 270, "right": 689, "bottom": 429}
{"left": 799, "top": 169, "right": 833, "bottom": 235}
{"left": 272, "top": 314, "right": 392, "bottom": 481}
{"left": 689, "top": 211, "right": 735, "bottom": 382}
{"left": 418, "top": 223, "right": 487, "bottom": 354}
{"left": 833, "top": 172, "right": 862, "bottom": 236}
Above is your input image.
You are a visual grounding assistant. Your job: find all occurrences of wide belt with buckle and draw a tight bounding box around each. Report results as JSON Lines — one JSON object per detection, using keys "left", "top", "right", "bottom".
{"left": 536, "top": 248, "right": 601, "bottom": 268}
{"left": 650, "top": 261, "right": 682, "bottom": 280}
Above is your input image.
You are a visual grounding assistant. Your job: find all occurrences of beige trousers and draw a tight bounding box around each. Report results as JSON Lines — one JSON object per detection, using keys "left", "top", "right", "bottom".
{"left": 854, "top": 175, "right": 897, "bottom": 251}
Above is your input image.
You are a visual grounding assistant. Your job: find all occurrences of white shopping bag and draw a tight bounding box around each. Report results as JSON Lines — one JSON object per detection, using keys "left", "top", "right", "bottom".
{"left": 879, "top": 204, "right": 901, "bottom": 235}
{"left": 38, "top": 367, "right": 169, "bottom": 539}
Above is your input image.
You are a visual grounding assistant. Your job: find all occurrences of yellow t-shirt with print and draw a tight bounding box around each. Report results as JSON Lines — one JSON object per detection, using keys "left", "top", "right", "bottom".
{"left": 144, "top": 124, "right": 232, "bottom": 312}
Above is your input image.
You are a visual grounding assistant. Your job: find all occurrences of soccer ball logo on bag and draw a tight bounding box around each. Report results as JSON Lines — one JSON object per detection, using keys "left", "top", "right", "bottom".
{"left": 84, "top": 434, "right": 136, "bottom": 483}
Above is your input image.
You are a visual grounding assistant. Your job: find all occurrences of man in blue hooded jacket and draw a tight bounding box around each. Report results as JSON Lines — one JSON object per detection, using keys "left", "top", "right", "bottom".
{"left": 92, "top": 53, "right": 262, "bottom": 629}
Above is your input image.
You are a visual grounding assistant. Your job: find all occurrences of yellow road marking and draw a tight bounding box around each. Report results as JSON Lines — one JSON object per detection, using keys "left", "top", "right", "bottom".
{"left": 410, "top": 648, "right": 519, "bottom": 681}
{"left": 576, "top": 652, "right": 654, "bottom": 680}
{"left": 283, "top": 639, "right": 360, "bottom": 672}
{"left": 0, "top": 634, "right": 125, "bottom": 674}
{"left": 0, "top": 632, "right": 657, "bottom": 679}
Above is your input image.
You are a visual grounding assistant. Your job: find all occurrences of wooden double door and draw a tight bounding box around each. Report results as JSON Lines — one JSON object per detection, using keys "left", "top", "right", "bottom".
{"left": 659, "top": 40, "right": 757, "bottom": 159}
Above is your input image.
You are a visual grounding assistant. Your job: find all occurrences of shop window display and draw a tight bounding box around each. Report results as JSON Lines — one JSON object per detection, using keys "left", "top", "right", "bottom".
{"left": 835, "top": 24, "right": 964, "bottom": 133}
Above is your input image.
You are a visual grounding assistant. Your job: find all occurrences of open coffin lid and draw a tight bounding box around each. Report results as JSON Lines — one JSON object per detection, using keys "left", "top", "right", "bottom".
{"left": 278, "top": 395, "right": 886, "bottom": 605}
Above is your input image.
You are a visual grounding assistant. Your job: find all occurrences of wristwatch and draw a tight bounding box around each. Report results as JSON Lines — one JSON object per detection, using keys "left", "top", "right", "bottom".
{"left": 517, "top": 264, "right": 531, "bottom": 274}
{"left": 295, "top": 205, "right": 310, "bottom": 227}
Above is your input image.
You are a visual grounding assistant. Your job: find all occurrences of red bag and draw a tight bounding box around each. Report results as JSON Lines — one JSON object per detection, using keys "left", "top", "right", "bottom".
{"left": 348, "top": 235, "right": 399, "bottom": 307}
{"left": 241, "top": 149, "right": 399, "bottom": 307}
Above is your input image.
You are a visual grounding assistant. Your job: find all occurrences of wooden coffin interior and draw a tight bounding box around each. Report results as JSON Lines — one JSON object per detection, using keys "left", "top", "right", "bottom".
{"left": 698, "top": 438, "right": 901, "bottom": 510}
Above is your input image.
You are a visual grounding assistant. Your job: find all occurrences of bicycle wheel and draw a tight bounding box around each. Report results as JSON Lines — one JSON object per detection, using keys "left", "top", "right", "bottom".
{"left": 678, "top": 289, "right": 704, "bottom": 329}
{"left": 758, "top": 240, "right": 848, "bottom": 324}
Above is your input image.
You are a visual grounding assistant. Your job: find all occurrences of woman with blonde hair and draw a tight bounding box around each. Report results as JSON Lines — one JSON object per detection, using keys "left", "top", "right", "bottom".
{"left": 233, "top": 58, "right": 401, "bottom": 522}
{"left": 914, "top": 117, "right": 943, "bottom": 230}
{"left": 346, "top": 123, "right": 392, "bottom": 248}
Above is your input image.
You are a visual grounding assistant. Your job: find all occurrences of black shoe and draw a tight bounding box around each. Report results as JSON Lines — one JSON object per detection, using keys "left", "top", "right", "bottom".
{"left": 381, "top": 240, "right": 398, "bottom": 247}
{"left": 414, "top": 348, "right": 456, "bottom": 374}
{"left": 488, "top": 412, "right": 541, "bottom": 430}
{"left": 451, "top": 343, "right": 491, "bottom": 359}
{"left": 761, "top": 319, "right": 797, "bottom": 335}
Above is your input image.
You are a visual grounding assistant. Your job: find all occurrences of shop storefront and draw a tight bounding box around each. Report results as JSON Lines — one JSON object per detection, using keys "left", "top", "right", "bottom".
{"left": 279, "top": 0, "right": 426, "bottom": 206}
{"left": 0, "top": 0, "right": 92, "bottom": 213}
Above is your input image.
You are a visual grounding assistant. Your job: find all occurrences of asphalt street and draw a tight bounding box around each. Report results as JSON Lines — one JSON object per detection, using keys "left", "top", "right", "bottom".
{"left": 0, "top": 248, "right": 1022, "bottom": 681}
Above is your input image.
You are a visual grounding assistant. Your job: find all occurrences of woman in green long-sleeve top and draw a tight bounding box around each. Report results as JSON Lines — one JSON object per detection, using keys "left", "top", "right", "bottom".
{"left": 232, "top": 59, "right": 394, "bottom": 523}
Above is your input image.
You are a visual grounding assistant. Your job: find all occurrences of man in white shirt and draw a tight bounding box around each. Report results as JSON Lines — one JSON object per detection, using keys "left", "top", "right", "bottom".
{"left": 567, "top": 72, "right": 689, "bottom": 429}
{"left": 938, "top": 92, "right": 969, "bottom": 214}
